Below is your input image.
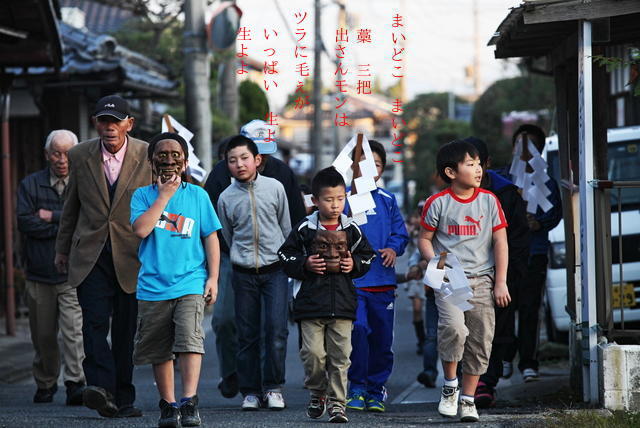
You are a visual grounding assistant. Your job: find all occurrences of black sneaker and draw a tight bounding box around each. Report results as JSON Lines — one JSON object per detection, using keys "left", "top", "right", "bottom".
{"left": 328, "top": 405, "right": 349, "bottom": 423}
{"left": 65, "top": 381, "right": 85, "bottom": 406}
{"left": 218, "top": 372, "right": 239, "bottom": 398}
{"left": 417, "top": 372, "right": 436, "bottom": 388}
{"left": 33, "top": 384, "right": 58, "bottom": 403}
{"left": 306, "top": 395, "right": 326, "bottom": 419}
{"left": 159, "top": 399, "right": 181, "bottom": 428}
{"left": 180, "top": 395, "right": 201, "bottom": 427}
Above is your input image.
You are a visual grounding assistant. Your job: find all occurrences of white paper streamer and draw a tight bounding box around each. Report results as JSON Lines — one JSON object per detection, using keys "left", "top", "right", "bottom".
{"left": 161, "top": 115, "right": 207, "bottom": 182}
{"left": 423, "top": 252, "right": 474, "bottom": 312}
{"left": 509, "top": 137, "right": 552, "bottom": 214}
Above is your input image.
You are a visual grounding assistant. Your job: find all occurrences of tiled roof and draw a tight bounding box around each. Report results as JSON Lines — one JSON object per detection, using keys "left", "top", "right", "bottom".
{"left": 6, "top": 20, "right": 178, "bottom": 97}
{"left": 59, "top": 0, "right": 133, "bottom": 33}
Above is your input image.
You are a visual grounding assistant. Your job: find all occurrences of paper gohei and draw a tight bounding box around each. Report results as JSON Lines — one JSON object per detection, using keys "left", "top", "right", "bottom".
{"left": 162, "top": 115, "right": 208, "bottom": 183}
{"left": 423, "top": 252, "right": 474, "bottom": 312}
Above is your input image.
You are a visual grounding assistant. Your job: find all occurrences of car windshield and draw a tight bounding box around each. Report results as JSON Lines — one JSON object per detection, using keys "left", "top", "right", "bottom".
{"left": 547, "top": 140, "right": 640, "bottom": 209}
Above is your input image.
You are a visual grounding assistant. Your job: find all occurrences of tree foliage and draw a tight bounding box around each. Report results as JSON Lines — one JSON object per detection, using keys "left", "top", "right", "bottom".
{"left": 403, "top": 92, "right": 472, "bottom": 206}
{"left": 108, "top": 9, "right": 269, "bottom": 158}
{"left": 471, "top": 75, "right": 555, "bottom": 168}
{"left": 238, "top": 80, "right": 270, "bottom": 125}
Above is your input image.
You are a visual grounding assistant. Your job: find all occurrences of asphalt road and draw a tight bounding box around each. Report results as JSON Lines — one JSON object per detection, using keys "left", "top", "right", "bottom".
{"left": 0, "top": 281, "right": 451, "bottom": 427}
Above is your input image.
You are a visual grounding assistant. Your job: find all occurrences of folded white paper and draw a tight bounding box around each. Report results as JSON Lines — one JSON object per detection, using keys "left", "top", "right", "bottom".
{"left": 509, "top": 138, "right": 553, "bottom": 214}
{"left": 348, "top": 191, "right": 376, "bottom": 214}
{"left": 303, "top": 194, "right": 314, "bottom": 208}
{"left": 162, "top": 115, "right": 207, "bottom": 182}
{"left": 354, "top": 176, "right": 377, "bottom": 193}
{"left": 423, "top": 258, "right": 446, "bottom": 290}
{"left": 424, "top": 252, "right": 474, "bottom": 312}
{"left": 332, "top": 152, "right": 353, "bottom": 177}
{"left": 352, "top": 211, "right": 368, "bottom": 225}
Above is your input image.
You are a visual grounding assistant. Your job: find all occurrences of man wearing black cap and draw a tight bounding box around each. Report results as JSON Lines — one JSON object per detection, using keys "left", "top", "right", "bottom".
{"left": 55, "top": 95, "right": 152, "bottom": 418}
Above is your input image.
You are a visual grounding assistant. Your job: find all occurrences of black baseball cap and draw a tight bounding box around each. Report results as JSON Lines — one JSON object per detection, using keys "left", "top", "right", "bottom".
{"left": 94, "top": 95, "right": 130, "bottom": 120}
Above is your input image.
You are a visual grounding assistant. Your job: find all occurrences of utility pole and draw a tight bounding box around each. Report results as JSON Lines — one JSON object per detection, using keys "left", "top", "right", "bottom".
{"left": 311, "top": 0, "right": 323, "bottom": 172}
{"left": 472, "top": 0, "right": 482, "bottom": 97}
{"left": 219, "top": 48, "right": 239, "bottom": 128}
{"left": 1, "top": 88, "right": 15, "bottom": 336}
{"left": 183, "top": 0, "right": 212, "bottom": 172}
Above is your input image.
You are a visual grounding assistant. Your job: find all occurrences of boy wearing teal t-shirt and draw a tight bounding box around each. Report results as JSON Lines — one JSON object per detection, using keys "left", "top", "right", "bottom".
{"left": 130, "top": 132, "right": 221, "bottom": 428}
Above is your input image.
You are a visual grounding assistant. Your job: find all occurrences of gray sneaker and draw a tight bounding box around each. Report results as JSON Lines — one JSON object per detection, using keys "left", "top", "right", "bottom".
{"left": 241, "top": 394, "right": 261, "bottom": 411}
{"left": 459, "top": 398, "right": 479, "bottom": 422}
{"left": 523, "top": 368, "right": 539, "bottom": 382}
{"left": 438, "top": 385, "right": 459, "bottom": 417}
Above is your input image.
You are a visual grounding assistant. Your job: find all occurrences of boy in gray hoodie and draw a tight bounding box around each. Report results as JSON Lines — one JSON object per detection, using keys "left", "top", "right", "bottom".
{"left": 217, "top": 135, "right": 291, "bottom": 411}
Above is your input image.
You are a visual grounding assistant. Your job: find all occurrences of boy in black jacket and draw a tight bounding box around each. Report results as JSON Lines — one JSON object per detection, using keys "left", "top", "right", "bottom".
{"left": 278, "top": 167, "right": 375, "bottom": 423}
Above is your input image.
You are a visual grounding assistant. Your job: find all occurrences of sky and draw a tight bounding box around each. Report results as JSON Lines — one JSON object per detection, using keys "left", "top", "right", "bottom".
{"left": 231, "top": 0, "right": 523, "bottom": 110}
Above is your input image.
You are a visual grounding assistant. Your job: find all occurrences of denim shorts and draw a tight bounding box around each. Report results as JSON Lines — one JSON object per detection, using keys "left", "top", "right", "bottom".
{"left": 133, "top": 294, "right": 206, "bottom": 365}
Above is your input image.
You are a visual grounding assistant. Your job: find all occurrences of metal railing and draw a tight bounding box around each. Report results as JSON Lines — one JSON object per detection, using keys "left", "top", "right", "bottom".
{"left": 591, "top": 179, "right": 640, "bottom": 341}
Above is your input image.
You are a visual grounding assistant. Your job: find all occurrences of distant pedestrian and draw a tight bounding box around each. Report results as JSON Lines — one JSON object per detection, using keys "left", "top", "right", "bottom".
{"left": 130, "top": 132, "right": 221, "bottom": 428}
{"left": 496, "top": 125, "right": 562, "bottom": 382}
{"left": 217, "top": 135, "right": 291, "bottom": 410}
{"left": 278, "top": 167, "right": 375, "bottom": 423}
{"left": 55, "top": 95, "right": 152, "bottom": 418}
{"left": 419, "top": 139, "right": 510, "bottom": 423}
{"left": 344, "top": 140, "right": 409, "bottom": 413}
{"left": 17, "top": 129, "right": 85, "bottom": 405}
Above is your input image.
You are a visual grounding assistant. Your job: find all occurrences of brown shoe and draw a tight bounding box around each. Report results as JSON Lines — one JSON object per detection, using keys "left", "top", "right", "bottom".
{"left": 82, "top": 386, "right": 118, "bottom": 418}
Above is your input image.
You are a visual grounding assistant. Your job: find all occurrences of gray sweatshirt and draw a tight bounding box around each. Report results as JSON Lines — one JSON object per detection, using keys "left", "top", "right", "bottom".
{"left": 217, "top": 173, "right": 291, "bottom": 270}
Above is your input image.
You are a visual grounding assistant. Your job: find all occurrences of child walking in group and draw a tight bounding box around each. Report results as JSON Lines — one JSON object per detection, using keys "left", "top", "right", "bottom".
{"left": 418, "top": 139, "right": 510, "bottom": 422}
{"left": 217, "top": 135, "right": 291, "bottom": 411}
{"left": 130, "top": 132, "right": 222, "bottom": 428}
{"left": 278, "top": 167, "right": 375, "bottom": 423}
{"left": 345, "top": 140, "right": 409, "bottom": 412}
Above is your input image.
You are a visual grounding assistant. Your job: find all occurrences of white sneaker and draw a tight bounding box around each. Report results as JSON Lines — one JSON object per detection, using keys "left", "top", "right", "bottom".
{"left": 437, "top": 385, "right": 459, "bottom": 417}
{"left": 522, "top": 368, "right": 539, "bottom": 382}
{"left": 264, "top": 391, "right": 285, "bottom": 410}
{"left": 501, "top": 361, "right": 513, "bottom": 379}
{"left": 460, "top": 398, "right": 479, "bottom": 422}
{"left": 241, "top": 394, "right": 261, "bottom": 411}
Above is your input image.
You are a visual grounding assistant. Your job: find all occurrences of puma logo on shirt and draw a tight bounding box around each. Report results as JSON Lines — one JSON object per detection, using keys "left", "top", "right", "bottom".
{"left": 157, "top": 212, "right": 195, "bottom": 238}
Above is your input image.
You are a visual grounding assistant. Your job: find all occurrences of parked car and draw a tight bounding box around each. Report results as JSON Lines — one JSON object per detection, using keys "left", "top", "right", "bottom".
{"left": 545, "top": 126, "right": 640, "bottom": 342}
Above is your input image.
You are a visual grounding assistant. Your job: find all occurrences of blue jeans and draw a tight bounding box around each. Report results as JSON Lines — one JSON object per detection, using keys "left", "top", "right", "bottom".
{"left": 211, "top": 252, "right": 237, "bottom": 379}
{"left": 422, "top": 288, "right": 439, "bottom": 378}
{"left": 233, "top": 269, "right": 289, "bottom": 395}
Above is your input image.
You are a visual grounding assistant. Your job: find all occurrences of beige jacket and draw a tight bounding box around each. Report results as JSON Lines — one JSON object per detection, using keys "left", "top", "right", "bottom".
{"left": 55, "top": 137, "right": 152, "bottom": 293}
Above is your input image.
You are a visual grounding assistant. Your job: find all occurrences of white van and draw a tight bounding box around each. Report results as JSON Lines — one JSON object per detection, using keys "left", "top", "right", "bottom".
{"left": 545, "top": 126, "right": 640, "bottom": 341}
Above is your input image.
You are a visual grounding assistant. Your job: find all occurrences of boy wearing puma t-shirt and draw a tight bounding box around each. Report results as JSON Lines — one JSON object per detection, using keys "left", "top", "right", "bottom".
{"left": 418, "top": 140, "right": 510, "bottom": 423}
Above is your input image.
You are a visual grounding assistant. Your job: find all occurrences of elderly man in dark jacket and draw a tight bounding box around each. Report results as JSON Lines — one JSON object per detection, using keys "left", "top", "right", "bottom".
{"left": 17, "top": 129, "right": 85, "bottom": 405}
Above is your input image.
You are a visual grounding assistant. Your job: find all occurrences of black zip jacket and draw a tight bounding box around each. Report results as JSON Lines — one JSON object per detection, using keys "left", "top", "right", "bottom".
{"left": 278, "top": 212, "right": 376, "bottom": 321}
{"left": 16, "top": 168, "right": 67, "bottom": 284}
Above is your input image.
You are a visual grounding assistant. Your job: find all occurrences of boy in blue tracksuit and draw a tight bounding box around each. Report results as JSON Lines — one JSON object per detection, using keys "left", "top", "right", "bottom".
{"left": 344, "top": 140, "right": 409, "bottom": 412}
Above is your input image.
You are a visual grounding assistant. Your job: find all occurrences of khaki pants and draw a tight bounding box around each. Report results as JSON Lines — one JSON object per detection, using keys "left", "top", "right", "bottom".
{"left": 435, "top": 275, "right": 495, "bottom": 375}
{"left": 25, "top": 280, "right": 85, "bottom": 389}
{"left": 300, "top": 318, "right": 352, "bottom": 407}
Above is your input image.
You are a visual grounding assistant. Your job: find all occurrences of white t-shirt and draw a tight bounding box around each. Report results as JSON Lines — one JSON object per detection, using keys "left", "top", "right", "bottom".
{"left": 421, "top": 187, "right": 507, "bottom": 277}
